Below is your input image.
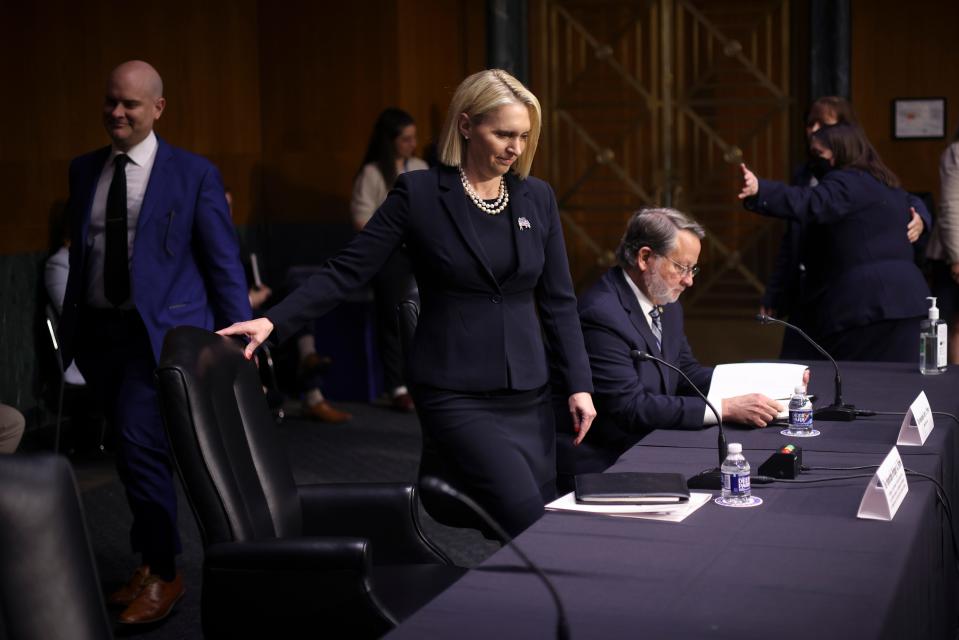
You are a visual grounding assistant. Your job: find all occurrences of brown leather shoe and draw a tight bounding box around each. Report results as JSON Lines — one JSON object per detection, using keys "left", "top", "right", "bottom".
{"left": 118, "top": 572, "right": 184, "bottom": 624}
{"left": 304, "top": 400, "right": 352, "bottom": 423}
{"left": 107, "top": 565, "right": 150, "bottom": 607}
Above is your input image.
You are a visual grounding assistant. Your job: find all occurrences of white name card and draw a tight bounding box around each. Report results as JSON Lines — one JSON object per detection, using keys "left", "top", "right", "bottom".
{"left": 896, "top": 391, "right": 934, "bottom": 446}
{"left": 857, "top": 446, "right": 909, "bottom": 521}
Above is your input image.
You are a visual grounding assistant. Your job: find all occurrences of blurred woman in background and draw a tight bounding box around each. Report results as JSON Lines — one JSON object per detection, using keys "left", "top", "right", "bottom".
{"left": 351, "top": 108, "right": 428, "bottom": 411}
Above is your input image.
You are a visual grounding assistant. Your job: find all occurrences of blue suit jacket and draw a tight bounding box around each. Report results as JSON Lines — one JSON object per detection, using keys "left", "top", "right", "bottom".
{"left": 747, "top": 169, "right": 929, "bottom": 338}
{"left": 266, "top": 165, "right": 593, "bottom": 395}
{"left": 556, "top": 267, "right": 713, "bottom": 475}
{"left": 60, "top": 137, "right": 251, "bottom": 364}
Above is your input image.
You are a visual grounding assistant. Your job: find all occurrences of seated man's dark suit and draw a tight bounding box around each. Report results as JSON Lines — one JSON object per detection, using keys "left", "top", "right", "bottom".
{"left": 556, "top": 266, "right": 712, "bottom": 479}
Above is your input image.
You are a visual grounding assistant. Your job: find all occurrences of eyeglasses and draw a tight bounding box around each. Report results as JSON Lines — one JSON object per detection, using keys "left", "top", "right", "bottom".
{"left": 656, "top": 253, "right": 700, "bottom": 277}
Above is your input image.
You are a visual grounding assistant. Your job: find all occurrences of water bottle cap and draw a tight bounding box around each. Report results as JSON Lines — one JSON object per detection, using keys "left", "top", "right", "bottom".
{"left": 727, "top": 443, "right": 742, "bottom": 454}
{"left": 794, "top": 385, "right": 806, "bottom": 395}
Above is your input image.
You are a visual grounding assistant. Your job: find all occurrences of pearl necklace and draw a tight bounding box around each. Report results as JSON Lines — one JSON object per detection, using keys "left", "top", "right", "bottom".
{"left": 459, "top": 166, "right": 509, "bottom": 215}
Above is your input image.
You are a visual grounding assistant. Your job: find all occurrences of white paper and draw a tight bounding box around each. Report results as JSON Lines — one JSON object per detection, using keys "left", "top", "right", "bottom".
{"left": 897, "top": 391, "right": 934, "bottom": 446}
{"left": 707, "top": 362, "right": 809, "bottom": 419}
{"left": 857, "top": 446, "right": 909, "bottom": 521}
{"left": 546, "top": 491, "right": 712, "bottom": 522}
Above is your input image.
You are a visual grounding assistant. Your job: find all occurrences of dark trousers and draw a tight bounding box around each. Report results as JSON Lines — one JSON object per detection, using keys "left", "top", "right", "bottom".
{"left": 373, "top": 247, "right": 416, "bottom": 393}
{"left": 412, "top": 385, "right": 555, "bottom": 537}
{"left": 76, "top": 308, "right": 179, "bottom": 575}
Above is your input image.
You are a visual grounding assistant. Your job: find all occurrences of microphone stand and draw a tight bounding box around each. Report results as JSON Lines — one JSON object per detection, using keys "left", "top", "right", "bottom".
{"left": 419, "top": 476, "right": 571, "bottom": 640}
{"left": 755, "top": 314, "right": 857, "bottom": 421}
{"left": 630, "top": 350, "right": 727, "bottom": 491}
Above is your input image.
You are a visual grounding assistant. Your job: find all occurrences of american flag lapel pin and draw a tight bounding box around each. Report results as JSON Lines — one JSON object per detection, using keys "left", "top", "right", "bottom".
{"left": 518, "top": 217, "right": 531, "bottom": 230}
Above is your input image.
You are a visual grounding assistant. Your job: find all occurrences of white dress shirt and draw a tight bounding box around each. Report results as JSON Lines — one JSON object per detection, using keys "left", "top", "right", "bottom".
{"left": 350, "top": 157, "right": 429, "bottom": 228}
{"left": 85, "top": 131, "right": 159, "bottom": 308}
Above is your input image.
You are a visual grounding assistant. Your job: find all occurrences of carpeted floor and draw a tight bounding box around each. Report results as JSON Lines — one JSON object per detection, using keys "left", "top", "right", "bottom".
{"left": 52, "top": 400, "right": 500, "bottom": 639}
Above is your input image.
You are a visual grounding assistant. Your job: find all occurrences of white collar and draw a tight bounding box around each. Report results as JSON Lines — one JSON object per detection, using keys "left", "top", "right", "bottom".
{"left": 621, "top": 268, "right": 657, "bottom": 320}
{"left": 111, "top": 130, "right": 158, "bottom": 167}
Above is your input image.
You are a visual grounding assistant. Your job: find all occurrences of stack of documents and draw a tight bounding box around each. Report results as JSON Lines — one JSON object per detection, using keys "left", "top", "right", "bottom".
{"left": 546, "top": 492, "right": 712, "bottom": 523}
{"left": 706, "top": 362, "right": 809, "bottom": 419}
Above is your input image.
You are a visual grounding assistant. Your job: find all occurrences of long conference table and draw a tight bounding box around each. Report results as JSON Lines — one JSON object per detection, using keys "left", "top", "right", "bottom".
{"left": 389, "top": 362, "right": 959, "bottom": 639}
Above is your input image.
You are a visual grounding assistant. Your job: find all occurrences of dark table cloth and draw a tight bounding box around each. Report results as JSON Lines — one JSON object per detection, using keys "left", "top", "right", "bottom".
{"left": 389, "top": 362, "right": 959, "bottom": 639}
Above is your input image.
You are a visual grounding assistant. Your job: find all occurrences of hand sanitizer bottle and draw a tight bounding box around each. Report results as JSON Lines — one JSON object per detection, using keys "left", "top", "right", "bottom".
{"left": 920, "top": 296, "right": 947, "bottom": 375}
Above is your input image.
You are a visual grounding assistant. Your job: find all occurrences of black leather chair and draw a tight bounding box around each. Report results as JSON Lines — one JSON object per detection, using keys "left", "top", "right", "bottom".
{"left": 156, "top": 326, "right": 464, "bottom": 638}
{"left": 0, "top": 454, "right": 113, "bottom": 640}
{"left": 396, "top": 299, "right": 493, "bottom": 537}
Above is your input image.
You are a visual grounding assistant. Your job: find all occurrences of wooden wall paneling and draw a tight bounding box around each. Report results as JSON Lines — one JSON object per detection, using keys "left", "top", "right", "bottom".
{"left": 257, "top": 0, "right": 400, "bottom": 225}
{"left": 395, "top": 0, "right": 487, "bottom": 159}
{"left": 0, "top": 0, "right": 262, "bottom": 253}
{"left": 851, "top": 0, "right": 959, "bottom": 205}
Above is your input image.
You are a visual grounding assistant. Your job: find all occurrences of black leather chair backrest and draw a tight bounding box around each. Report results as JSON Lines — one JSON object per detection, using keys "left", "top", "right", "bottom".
{"left": 157, "top": 326, "right": 302, "bottom": 545}
{"left": 0, "top": 454, "right": 112, "bottom": 640}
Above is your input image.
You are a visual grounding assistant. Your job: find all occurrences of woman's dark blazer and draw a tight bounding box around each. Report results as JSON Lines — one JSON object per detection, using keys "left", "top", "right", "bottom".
{"left": 266, "top": 165, "right": 593, "bottom": 395}
{"left": 745, "top": 168, "right": 929, "bottom": 338}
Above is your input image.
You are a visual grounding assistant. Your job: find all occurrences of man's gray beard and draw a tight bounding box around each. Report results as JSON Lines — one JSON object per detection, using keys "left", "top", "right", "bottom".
{"left": 643, "top": 268, "right": 679, "bottom": 306}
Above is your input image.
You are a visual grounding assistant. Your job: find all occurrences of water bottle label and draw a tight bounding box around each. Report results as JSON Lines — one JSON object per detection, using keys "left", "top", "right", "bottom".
{"left": 789, "top": 408, "right": 813, "bottom": 428}
{"left": 722, "top": 471, "right": 750, "bottom": 495}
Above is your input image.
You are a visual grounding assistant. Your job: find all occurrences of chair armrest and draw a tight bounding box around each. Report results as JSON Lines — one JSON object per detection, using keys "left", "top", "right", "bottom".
{"left": 202, "top": 537, "right": 396, "bottom": 637}
{"left": 298, "top": 483, "right": 452, "bottom": 565}
{"left": 205, "top": 536, "right": 370, "bottom": 573}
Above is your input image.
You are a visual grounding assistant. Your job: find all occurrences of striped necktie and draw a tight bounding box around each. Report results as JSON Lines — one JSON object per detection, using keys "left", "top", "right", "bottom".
{"left": 649, "top": 306, "right": 663, "bottom": 351}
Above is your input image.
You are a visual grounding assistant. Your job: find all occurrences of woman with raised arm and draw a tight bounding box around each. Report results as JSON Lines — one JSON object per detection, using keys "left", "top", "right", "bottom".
{"left": 739, "top": 122, "right": 930, "bottom": 361}
{"left": 219, "top": 70, "right": 596, "bottom": 536}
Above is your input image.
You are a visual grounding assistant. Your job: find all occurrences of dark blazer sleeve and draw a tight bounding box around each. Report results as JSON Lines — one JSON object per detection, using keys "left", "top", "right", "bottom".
{"left": 581, "top": 303, "right": 707, "bottom": 431}
{"left": 909, "top": 193, "right": 932, "bottom": 230}
{"left": 534, "top": 182, "right": 593, "bottom": 395}
{"left": 745, "top": 172, "right": 861, "bottom": 224}
{"left": 265, "top": 175, "right": 409, "bottom": 342}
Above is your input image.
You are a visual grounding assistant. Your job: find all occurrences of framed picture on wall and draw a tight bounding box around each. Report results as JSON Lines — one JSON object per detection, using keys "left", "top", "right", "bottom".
{"left": 892, "top": 98, "right": 946, "bottom": 139}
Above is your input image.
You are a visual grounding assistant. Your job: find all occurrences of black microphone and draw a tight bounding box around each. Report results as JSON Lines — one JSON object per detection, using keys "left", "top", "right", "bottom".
{"left": 418, "top": 476, "right": 571, "bottom": 640}
{"left": 755, "top": 314, "right": 857, "bottom": 421}
{"left": 630, "top": 349, "right": 727, "bottom": 491}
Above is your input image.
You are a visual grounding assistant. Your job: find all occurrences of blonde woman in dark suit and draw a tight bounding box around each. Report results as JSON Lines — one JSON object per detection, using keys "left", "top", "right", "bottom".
{"left": 220, "top": 70, "right": 596, "bottom": 536}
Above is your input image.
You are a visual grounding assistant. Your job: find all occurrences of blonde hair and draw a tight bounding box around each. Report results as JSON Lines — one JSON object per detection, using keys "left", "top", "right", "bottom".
{"left": 437, "top": 69, "right": 542, "bottom": 179}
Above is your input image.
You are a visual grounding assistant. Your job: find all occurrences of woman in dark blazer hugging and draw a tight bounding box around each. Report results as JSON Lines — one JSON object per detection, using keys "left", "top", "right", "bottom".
{"left": 738, "top": 123, "right": 930, "bottom": 361}
{"left": 219, "top": 69, "right": 596, "bottom": 536}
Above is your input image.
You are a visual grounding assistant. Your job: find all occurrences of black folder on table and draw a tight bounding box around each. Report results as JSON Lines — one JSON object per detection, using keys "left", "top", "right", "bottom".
{"left": 574, "top": 472, "right": 690, "bottom": 505}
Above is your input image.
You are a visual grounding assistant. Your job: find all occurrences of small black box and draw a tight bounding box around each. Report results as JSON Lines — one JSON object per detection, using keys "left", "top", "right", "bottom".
{"left": 758, "top": 444, "right": 803, "bottom": 479}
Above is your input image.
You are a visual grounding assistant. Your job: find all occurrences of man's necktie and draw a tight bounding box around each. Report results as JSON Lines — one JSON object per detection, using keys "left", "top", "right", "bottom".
{"left": 104, "top": 154, "right": 130, "bottom": 306}
{"left": 649, "top": 305, "right": 663, "bottom": 351}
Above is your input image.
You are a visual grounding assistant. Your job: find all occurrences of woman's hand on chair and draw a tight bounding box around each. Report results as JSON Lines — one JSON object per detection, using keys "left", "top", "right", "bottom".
{"left": 217, "top": 318, "right": 275, "bottom": 360}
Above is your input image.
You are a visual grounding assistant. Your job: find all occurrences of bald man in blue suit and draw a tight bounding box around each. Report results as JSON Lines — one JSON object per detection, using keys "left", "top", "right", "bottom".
{"left": 59, "top": 60, "right": 251, "bottom": 624}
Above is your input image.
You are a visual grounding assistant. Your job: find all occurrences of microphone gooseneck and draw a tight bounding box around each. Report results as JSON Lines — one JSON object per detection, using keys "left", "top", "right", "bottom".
{"left": 630, "top": 349, "right": 727, "bottom": 490}
{"left": 755, "top": 314, "right": 857, "bottom": 421}
{"left": 418, "top": 477, "right": 571, "bottom": 640}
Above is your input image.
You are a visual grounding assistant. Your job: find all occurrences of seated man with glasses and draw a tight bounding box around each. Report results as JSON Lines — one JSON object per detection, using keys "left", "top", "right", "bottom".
{"left": 555, "top": 207, "right": 783, "bottom": 487}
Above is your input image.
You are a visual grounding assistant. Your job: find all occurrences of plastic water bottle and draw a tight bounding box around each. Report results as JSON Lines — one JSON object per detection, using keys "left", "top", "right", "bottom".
{"left": 720, "top": 443, "right": 751, "bottom": 504}
{"left": 786, "top": 386, "right": 814, "bottom": 436}
{"left": 920, "top": 296, "right": 947, "bottom": 375}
